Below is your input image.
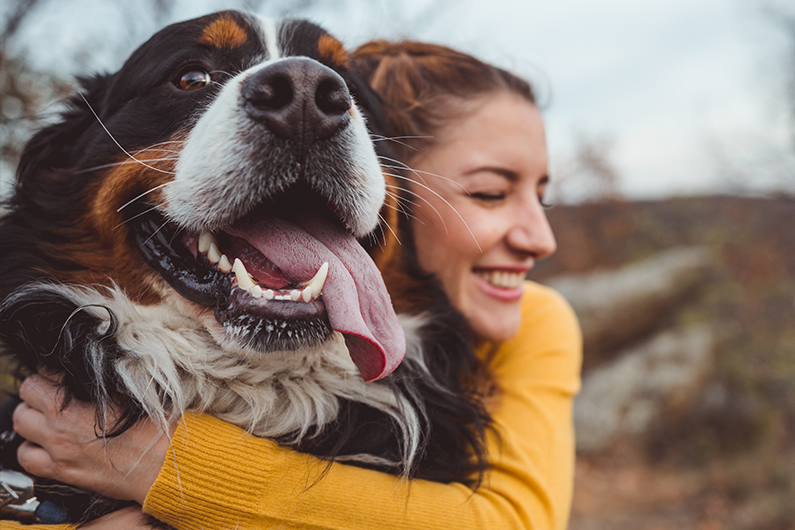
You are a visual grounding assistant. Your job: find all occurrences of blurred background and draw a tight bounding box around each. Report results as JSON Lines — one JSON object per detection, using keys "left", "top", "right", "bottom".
{"left": 1, "top": 0, "right": 794, "bottom": 528}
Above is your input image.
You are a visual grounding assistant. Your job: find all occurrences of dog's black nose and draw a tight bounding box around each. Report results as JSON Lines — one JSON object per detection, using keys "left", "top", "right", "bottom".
{"left": 242, "top": 58, "right": 352, "bottom": 142}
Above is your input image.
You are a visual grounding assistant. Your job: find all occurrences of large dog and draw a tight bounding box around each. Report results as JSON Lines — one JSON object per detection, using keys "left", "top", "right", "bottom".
{"left": 0, "top": 11, "right": 489, "bottom": 523}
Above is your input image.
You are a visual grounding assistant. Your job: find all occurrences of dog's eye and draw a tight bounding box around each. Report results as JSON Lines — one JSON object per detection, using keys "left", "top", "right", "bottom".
{"left": 177, "top": 69, "right": 211, "bottom": 91}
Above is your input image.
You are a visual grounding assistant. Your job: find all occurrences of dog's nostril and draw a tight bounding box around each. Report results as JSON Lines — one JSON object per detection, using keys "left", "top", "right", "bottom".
{"left": 242, "top": 58, "right": 352, "bottom": 142}
{"left": 252, "top": 75, "right": 293, "bottom": 112}
{"left": 315, "top": 78, "right": 351, "bottom": 116}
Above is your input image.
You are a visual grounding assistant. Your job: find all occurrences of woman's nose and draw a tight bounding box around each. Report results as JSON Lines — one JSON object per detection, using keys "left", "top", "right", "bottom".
{"left": 505, "top": 200, "right": 557, "bottom": 259}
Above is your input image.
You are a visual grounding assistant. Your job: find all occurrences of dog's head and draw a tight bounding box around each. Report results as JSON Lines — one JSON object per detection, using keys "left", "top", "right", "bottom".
{"left": 3, "top": 11, "right": 403, "bottom": 381}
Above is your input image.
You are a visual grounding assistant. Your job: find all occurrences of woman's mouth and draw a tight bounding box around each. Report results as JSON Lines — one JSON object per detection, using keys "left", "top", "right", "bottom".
{"left": 472, "top": 268, "right": 529, "bottom": 302}
{"left": 474, "top": 269, "right": 527, "bottom": 290}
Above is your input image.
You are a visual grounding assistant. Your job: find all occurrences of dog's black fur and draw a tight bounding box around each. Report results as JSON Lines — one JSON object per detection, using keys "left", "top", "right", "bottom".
{"left": 0, "top": 11, "right": 491, "bottom": 524}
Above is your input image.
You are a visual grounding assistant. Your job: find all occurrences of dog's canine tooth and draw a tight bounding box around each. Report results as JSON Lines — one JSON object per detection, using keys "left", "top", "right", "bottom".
{"left": 218, "top": 254, "right": 232, "bottom": 273}
{"left": 198, "top": 231, "right": 216, "bottom": 253}
{"left": 304, "top": 262, "right": 329, "bottom": 299}
{"left": 232, "top": 258, "right": 255, "bottom": 290}
{"left": 208, "top": 242, "right": 222, "bottom": 264}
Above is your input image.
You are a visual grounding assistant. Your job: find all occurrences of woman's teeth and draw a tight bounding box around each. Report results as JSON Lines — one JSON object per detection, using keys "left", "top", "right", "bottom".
{"left": 475, "top": 270, "right": 525, "bottom": 289}
{"left": 198, "top": 231, "right": 328, "bottom": 302}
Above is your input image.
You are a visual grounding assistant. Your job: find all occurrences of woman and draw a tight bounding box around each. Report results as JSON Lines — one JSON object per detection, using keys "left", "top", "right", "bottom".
{"left": 6, "top": 41, "right": 581, "bottom": 530}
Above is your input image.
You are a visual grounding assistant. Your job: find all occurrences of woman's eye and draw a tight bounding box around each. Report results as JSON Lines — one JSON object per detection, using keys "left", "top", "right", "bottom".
{"left": 176, "top": 69, "right": 211, "bottom": 91}
{"left": 471, "top": 192, "right": 506, "bottom": 201}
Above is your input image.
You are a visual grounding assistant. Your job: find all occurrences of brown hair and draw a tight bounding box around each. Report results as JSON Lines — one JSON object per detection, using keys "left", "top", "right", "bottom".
{"left": 352, "top": 40, "right": 535, "bottom": 161}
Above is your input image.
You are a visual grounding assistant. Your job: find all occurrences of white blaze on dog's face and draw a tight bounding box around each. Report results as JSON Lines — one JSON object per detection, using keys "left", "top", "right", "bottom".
{"left": 36, "top": 11, "right": 404, "bottom": 382}
{"left": 166, "top": 15, "right": 384, "bottom": 236}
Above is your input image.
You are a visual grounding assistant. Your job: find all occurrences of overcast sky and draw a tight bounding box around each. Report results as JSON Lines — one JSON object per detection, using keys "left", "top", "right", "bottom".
{"left": 6, "top": 0, "right": 795, "bottom": 202}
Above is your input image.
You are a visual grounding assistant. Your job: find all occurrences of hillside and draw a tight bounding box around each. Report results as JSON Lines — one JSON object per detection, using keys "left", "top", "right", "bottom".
{"left": 537, "top": 195, "right": 795, "bottom": 530}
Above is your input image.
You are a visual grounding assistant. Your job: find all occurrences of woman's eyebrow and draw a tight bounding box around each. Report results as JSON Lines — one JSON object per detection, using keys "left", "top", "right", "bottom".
{"left": 463, "top": 166, "right": 519, "bottom": 182}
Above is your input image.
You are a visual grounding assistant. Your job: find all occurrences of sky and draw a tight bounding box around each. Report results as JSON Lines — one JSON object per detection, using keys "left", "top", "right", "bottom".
{"left": 5, "top": 0, "right": 795, "bottom": 202}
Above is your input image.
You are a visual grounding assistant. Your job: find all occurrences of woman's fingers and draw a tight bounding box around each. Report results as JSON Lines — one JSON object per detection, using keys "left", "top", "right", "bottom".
{"left": 16, "top": 440, "right": 55, "bottom": 478}
{"left": 11, "top": 401, "right": 49, "bottom": 442}
{"left": 12, "top": 374, "right": 172, "bottom": 503}
{"left": 18, "top": 373, "right": 62, "bottom": 413}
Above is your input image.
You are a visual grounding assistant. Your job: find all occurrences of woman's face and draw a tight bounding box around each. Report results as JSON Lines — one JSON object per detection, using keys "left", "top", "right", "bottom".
{"left": 407, "top": 93, "right": 556, "bottom": 342}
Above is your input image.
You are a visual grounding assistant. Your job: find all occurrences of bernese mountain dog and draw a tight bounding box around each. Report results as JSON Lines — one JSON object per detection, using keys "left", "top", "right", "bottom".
{"left": 0, "top": 10, "right": 489, "bottom": 523}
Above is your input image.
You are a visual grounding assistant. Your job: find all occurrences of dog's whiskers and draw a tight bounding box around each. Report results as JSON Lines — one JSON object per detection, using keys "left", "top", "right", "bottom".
{"left": 131, "top": 139, "right": 186, "bottom": 156}
{"left": 78, "top": 92, "right": 177, "bottom": 176}
{"left": 209, "top": 69, "right": 234, "bottom": 79}
{"left": 377, "top": 212, "right": 402, "bottom": 246}
{"left": 169, "top": 226, "right": 185, "bottom": 247}
{"left": 142, "top": 219, "right": 170, "bottom": 246}
{"left": 75, "top": 157, "right": 180, "bottom": 175}
{"left": 385, "top": 176, "right": 482, "bottom": 252}
{"left": 113, "top": 205, "right": 160, "bottom": 230}
{"left": 117, "top": 182, "right": 170, "bottom": 213}
{"left": 386, "top": 183, "right": 448, "bottom": 236}
{"left": 371, "top": 134, "right": 433, "bottom": 152}
{"left": 384, "top": 190, "right": 421, "bottom": 223}
{"left": 380, "top": 162, "right": 469, "bottom": 193}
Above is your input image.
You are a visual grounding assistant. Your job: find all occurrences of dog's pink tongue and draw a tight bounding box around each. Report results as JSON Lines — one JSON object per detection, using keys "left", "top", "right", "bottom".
{"left": 227, "top": 215, "right": 405, "bottom": 382}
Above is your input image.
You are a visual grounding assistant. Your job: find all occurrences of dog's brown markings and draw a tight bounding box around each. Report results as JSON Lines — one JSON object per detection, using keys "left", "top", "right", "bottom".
{"left": 199, "top": 13, "right": 248, "bottom": 50}
{"left": 318, "top": 34, "right": 349, "bottom": 69}
{"left": 39, "top": 139, "right": 183, "bottom": 305}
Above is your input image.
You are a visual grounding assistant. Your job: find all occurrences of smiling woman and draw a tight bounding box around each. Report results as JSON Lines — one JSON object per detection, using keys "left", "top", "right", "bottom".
{"left": 407, "top": 94, "right": 556, "bottom": 342}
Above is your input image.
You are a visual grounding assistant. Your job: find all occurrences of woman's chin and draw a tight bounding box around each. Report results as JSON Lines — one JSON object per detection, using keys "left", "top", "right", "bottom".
{"left": 464, "top": 277, "right": 524, "bottom": 342}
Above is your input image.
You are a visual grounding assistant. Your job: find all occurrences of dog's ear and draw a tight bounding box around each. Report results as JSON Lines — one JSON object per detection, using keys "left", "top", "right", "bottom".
{"left": 15, "top": 73, "right": 112, "bottom": 185}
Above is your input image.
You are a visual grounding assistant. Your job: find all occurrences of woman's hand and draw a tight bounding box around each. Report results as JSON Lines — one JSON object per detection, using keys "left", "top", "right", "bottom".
{"left": 80, "top": 506, "right": 158, "bottom": 529}
{"left": 12, "top": 373, "right": 173, "bottom": 505}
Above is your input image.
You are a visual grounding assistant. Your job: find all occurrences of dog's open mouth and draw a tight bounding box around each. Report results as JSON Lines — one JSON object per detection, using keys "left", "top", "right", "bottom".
{"left": 128, "top": 188, "right": 404, "bottom": 381}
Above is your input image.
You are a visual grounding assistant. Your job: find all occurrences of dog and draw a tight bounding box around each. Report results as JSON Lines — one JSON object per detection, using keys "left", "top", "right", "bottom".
{"left": 0, "top": 11, "right": 490, "bottom": 523}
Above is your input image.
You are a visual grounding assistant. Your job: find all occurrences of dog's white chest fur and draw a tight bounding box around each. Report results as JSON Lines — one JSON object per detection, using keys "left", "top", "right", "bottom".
{"left": 50, "top": 284, "right": 415, "bottom": 448}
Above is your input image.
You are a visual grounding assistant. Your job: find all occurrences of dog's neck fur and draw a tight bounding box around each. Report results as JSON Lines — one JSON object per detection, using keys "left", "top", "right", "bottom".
{"left": 28, "top": 283, "right": 422, "bottom": 467}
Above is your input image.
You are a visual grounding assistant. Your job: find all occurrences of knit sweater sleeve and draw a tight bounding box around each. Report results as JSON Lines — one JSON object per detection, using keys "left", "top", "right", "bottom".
{"left": 141, "top": 281, "right": 582, "bottom": 530}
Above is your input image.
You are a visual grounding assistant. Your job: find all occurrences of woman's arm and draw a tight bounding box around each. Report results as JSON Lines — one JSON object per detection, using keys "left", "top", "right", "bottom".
{"left": 4, "top": 282, "right": 580, "bottom": 530}
{"left": 144, "top": 282, "right": 581, "bottom": 530}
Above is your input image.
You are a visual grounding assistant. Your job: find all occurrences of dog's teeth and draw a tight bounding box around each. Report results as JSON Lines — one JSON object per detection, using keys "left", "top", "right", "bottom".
{"left": 301, "top": 288, "right": 313, "bottom": 303}
{"left": 263, "top": 289, "right": 274, "bottom": 300}
{"left": 250, "top": 285, "right": 263, "bottom": 298}
{"left": 232, "top": 258, "right": 255, "bottom": 290}
{"left": 304, "top": 262, "right": 329, "bottom": 299}
{"left": 208, "top": 243, "right": 222, "bottom": 264}
{"left": 290, "top": 290, "right": 301, "bottom": 301}
{"left": 218, "top": 254, "right": 232, "bottom": 273}
{"left": 198, "top": 232, "right": 216, "bottom": 254}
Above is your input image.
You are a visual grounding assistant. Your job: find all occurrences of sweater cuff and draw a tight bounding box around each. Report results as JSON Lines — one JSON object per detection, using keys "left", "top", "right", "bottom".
{"left": 142, "top": 413, "right": 275, "bottom": 529}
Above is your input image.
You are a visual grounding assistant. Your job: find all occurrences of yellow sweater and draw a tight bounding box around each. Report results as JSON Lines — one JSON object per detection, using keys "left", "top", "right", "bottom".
{"left": 1, "top": 282, "right": 581, "bottom": 530}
